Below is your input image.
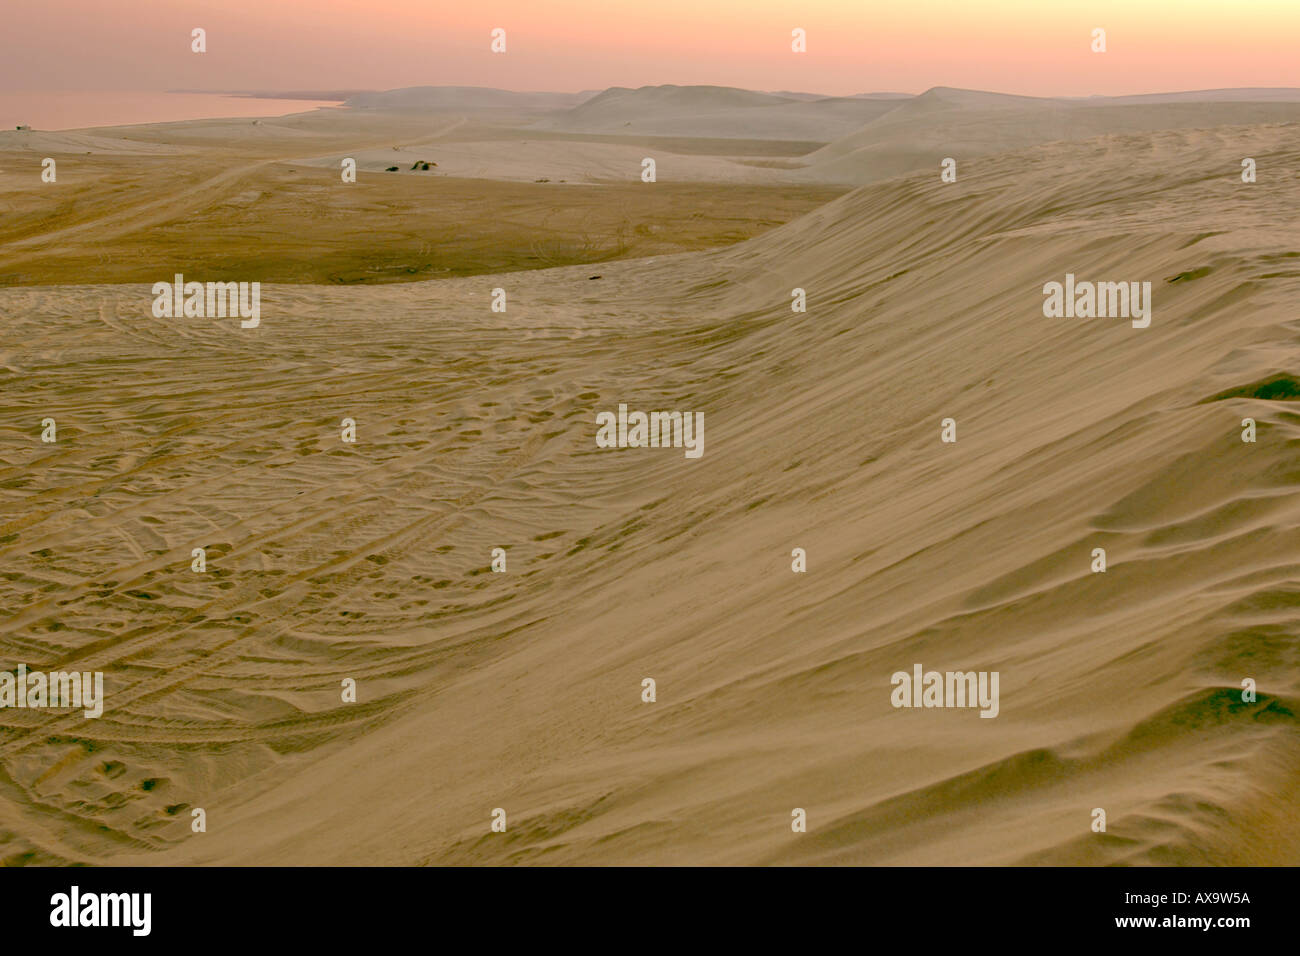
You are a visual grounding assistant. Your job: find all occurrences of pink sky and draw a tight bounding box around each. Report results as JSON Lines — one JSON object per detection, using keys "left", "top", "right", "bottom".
{"left": 4, "top": 0, "right": 1297, "bottom": 97}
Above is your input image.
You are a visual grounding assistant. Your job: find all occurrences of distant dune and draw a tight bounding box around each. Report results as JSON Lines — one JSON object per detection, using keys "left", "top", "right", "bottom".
{"left": 345, "top": 86, "right": 594, "bottom": 111}
{"left": 530, "top": 84, "right": 906, "bottom": 140}
{"left": 799, "top": 86, "right": 1300, "bottom": 183}
{"left": 767, "top": 90, "right": 915, "bottom": 102}
{"left": 1095, "top": 88, "right": 1300, "bottom": 104}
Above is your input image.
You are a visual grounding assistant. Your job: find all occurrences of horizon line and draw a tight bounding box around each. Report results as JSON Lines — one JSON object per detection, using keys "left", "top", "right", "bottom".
{"left": 11, "top": 83, "right": 1300, "bottom": 101}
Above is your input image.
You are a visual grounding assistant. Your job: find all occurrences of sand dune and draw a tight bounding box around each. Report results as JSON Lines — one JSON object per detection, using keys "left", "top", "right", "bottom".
{"left": 532, "top": 84, "right": 906, "bottom": 141}
{"left": 2, "top": 98, "right": 1297, "bottom": 865}
{"left": 801, "top": 86, "right": 1300, "bottom": 183}
{"left": 1099, "top": 88, "right": 1300, "bottom": 104}
{"left": 346, "top": 86, "right": 594, "bottom": 112}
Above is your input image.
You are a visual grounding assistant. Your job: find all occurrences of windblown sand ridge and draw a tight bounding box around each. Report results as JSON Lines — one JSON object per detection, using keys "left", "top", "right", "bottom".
{"left": 799, "top": 87, "right": 1300, "bottom": 184}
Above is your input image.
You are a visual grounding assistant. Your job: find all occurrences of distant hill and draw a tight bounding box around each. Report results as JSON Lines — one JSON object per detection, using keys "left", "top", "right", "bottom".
{"left": 769, "top": 90, "right": 914, "bottom": 102}
{"left": 344, "top": 87, "right": 595, "bottom": 111}
{"left": 530, "top": 84, "right": 906, "bottom": 141}
{"left": 799, "top": 86, "right": 1300, "bottom": 184}
{"left": 1087, "top": 87, "right": 1300, "bottom": 104}
{"left": 169, "top": 89, "right": 371, "bottom": 101}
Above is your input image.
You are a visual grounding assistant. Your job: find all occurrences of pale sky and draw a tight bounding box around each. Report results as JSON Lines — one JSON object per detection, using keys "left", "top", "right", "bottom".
{"left": 4, "top": 0, "right": 1298, "bottom": 97}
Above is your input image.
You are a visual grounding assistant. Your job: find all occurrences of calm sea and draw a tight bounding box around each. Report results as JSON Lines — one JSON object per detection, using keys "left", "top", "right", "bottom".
{"left": 0, "top": 91, "right": 344, "bottom": 132}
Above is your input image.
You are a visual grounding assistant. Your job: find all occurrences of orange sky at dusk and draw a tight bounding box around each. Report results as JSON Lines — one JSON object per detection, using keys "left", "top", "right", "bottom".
{"left": 3, "top": 0, "right": 1297, "bottom": 96}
